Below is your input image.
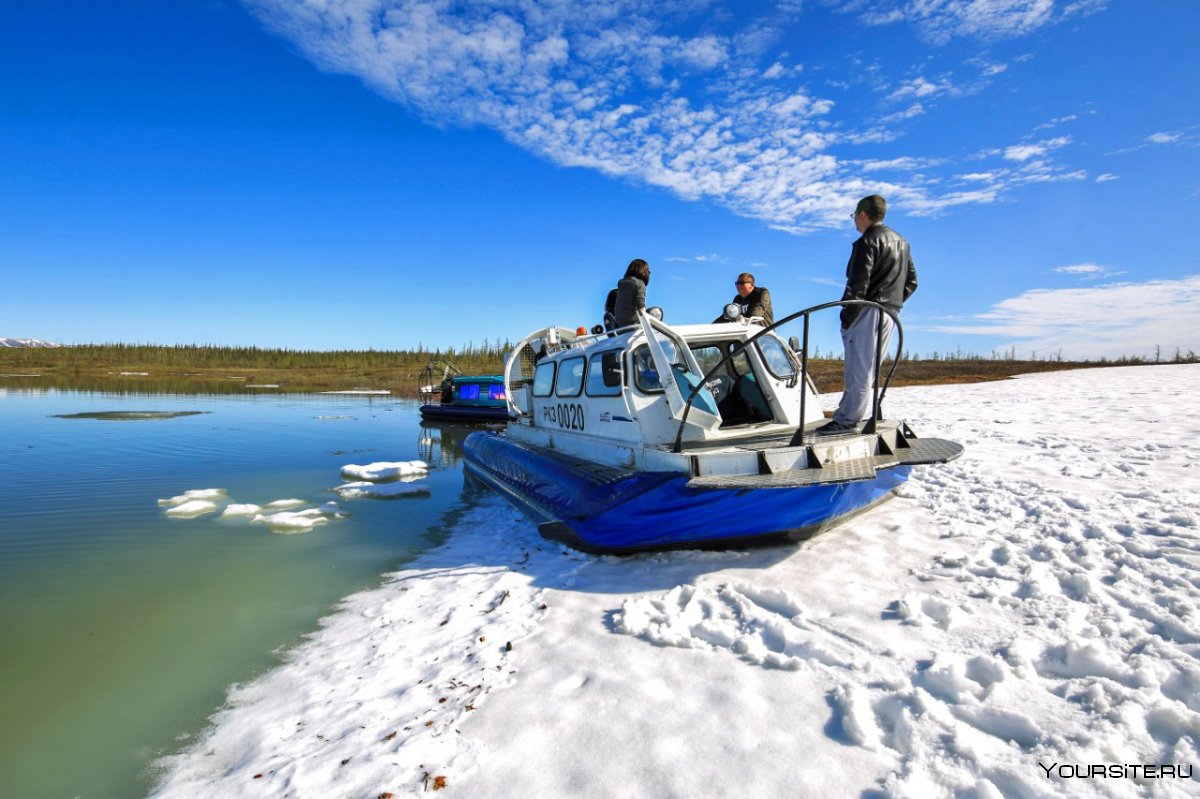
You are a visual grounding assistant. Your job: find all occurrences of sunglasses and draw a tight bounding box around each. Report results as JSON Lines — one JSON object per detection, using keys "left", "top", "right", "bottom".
{"left": 736, "top": 280, "right": 752, "bottom": 285}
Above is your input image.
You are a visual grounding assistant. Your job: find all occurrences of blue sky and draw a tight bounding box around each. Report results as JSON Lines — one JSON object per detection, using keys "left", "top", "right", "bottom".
{"left": 2, "top": 0, "right": 1197, "bottom": 359}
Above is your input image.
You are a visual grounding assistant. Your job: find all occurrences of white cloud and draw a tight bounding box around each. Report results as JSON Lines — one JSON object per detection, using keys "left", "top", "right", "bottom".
{"left": 665, "top": 253, "right": 727, "bottom": 263}
{"left": 858, "top": 0, "right": 1108, "bottom": 44}
{"left": 1054, "top": 262, "right": 1124, "bottom": 278}
{"left": 1004, "top": 136, "right": 1071, "bottom": 162}
{"left": 888, "top": 76, "right": 946, "bottom": 101}
{"left": 1095, "top": 173, "right": 1119, "bottom": 182}
{"left": 1031, "top": 110, "right": 1092, "bottom": 131}
{"left": 880, "top": 102, "right": 926, "bottom": 123}
{"left": 928, "top": 276, "right": 1200, "bottom": 360}
{"left": 1148, "top": 131, "right": 1181, "bottom": 145}
{"left": 1055, "top": 263, "right": 1103, "bottom": 274}
{"left": 860, "top": 156, "right": 941, "bottom": 172}
{"left": 242, "top": 0, "right": 1103, "bottom": 231}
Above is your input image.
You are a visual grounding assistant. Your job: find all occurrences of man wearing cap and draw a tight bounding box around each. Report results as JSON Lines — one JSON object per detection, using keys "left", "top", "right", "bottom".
{"left": 817, "top": 194, "right": 917, "bottom": 434}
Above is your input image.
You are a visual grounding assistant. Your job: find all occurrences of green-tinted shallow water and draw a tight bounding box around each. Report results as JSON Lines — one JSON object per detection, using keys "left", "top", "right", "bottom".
{"left": 0, "top": 387, "right": 484, "bottom": 798}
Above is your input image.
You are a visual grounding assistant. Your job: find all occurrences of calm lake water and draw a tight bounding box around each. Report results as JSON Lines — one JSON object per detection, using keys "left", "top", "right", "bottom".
{"left": 0, "top": 386, "right": 485, "bottom": 798}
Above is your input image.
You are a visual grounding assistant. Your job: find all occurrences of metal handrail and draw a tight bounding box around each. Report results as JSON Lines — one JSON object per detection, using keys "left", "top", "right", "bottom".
{"left": 670, "top": 300, "right": 903, "bottom": 453}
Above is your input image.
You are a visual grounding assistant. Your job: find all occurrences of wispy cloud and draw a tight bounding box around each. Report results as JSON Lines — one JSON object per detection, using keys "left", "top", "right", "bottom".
{"left": 243, "top": 0, "right": 1104, "bottom": 231}
{"left": 1148, "top": 131, "right": 1181, "bottom": 145}
{"left": 1054, "top": 262, "right": 1125, "bottom": 279}
{"left": 856, "top": 0, "right": 1108, "bottom": 45}
{"left": 1095, "top": 173, "right": 1119, "bottom": 182}
{"left": 1110, "top": 128, "right": 1199, "bottom": 154}
{"left": 927, "top": 275, "right": 1200, "bottom": 359}
{"left": 665, "top": 253, "right": 729, "bottom": 264}
{"left": 1003, "top": 136, "right": 1071, "bottom": 162}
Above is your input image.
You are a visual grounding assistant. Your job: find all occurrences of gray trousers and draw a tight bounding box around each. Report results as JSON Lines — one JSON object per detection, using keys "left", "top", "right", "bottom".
{"left": 833, "top": 307, "right": 894, "bottom": 425}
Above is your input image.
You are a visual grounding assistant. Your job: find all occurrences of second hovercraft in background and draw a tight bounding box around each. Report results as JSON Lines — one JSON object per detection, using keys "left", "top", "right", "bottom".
{"left": 418, "top": 360, "right": 511, "bottom": 423}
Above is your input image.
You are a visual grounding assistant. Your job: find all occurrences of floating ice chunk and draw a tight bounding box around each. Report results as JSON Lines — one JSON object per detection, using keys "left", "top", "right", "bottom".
{"left": 320, "top": 389, "right": 390, "bottom": 395}
{"left": 251, "top": 508, "right": 330, "bottom": 534}
{"left": 220, "top": 503, "right": 262, "bottom": 517}
{"left": 264, "top": 498, "right": 306, "bottom": 509}
{"left": 340, "top": 460, "right": 430, "bottom": 481}
{"left": 332, "top": 481, "right": 431, "bottom": 499}
{"left": 164, "top": 500, "right": 219, "bottom": 518}
{"left": 158, "top": 488, "right": 228, "bottom": 508}
{"left": 318, "top": 501, "right": 344, "bottom": 515}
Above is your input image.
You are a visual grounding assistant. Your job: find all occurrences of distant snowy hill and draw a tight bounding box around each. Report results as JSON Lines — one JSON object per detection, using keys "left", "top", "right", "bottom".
{"left": 0, "top": 338, "right": 60, "bottom": 348}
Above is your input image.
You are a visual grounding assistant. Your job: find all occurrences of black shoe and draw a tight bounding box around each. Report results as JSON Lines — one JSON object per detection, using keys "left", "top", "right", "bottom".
{"left": 814, "top": 419, "right": 860, "bottom": 435}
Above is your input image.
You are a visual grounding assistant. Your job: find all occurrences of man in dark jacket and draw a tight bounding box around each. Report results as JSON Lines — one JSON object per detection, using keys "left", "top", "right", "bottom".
{"left": 715, "top": 273, "right": 773, "bottom": 325}
{"left": 818, "top": 194, "right": 917, "bottom": 434}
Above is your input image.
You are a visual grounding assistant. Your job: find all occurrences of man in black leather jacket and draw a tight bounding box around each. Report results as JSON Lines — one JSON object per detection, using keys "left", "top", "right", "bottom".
{"left": 818, "top": 195, "right": 917, "bottom": 434}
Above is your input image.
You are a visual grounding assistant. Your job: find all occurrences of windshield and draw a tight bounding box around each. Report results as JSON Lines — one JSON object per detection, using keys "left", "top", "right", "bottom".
{"left": 756, "top": 334, "right": 798, "bottom": 379}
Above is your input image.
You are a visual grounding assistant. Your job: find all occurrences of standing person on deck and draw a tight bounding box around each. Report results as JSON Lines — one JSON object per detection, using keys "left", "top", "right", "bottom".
{"left": 714, "top": 272, "right": 773, "bottom": 325}
{"left": 817, "top": 195, "right": 917, "bottom": 434}
{"left": 611, "top": 259, "right": 650, "bottom": 329}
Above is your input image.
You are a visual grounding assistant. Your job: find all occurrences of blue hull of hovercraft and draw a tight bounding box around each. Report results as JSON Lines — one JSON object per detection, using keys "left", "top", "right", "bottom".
{"left": 462, "top": 430, "right": 910, "bottom": 554}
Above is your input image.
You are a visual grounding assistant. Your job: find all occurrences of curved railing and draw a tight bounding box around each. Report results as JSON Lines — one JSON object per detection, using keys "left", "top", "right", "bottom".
{"left": 670, "top": 300, "right": 903, "bottom": 453}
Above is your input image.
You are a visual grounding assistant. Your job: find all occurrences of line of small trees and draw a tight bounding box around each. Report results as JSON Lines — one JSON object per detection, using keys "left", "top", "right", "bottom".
{"left": 0, "top": 340, "right": 517, "bottom": 370}
{"left": 3, "top": 340, "right": 1196, "bottom": 369}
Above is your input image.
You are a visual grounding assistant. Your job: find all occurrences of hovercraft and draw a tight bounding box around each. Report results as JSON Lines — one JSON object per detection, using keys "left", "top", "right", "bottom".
{"left": 418, "top": 360, "right": 510, "bottom": 423}
{"left": 462, "top": 303, "right": 962, "bottom": 554}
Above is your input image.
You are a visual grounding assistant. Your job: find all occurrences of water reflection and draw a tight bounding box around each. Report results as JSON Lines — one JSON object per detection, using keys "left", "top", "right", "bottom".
{"left": 418, "top": 420, "right": 501, "bottom": 468}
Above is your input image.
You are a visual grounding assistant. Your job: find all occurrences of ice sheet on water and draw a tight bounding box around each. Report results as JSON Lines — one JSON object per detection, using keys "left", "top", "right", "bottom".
{"left": 320, "top": 389, "right": 390, "bottom": 395}
{"left": 339, "top": 460, "right": 430, "bottom": 481}
{"left": 331, "top": 481, "right": 431, "bottom": 499}
{"left": 250, "top": 507, "right": 342, "bottom": 534}
{"left": 164, "top": 500, "right": 220, "bottom": 518}
{"left": 158, "top": 489, "right": 228, "bottom": 508}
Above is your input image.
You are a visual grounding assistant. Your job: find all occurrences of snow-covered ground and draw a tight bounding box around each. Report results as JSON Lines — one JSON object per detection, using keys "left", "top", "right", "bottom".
{"left": 150, "top": 364, "right": 1200, "bottom": 798}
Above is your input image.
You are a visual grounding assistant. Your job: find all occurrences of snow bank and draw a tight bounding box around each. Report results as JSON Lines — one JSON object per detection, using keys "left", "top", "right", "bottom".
{"left": 152, "top": 365, "right": 1200, "bottom": 798}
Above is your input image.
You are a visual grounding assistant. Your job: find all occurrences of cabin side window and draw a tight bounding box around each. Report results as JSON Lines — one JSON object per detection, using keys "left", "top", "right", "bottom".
{"left": 756, "top": 335, "right": 798, "bottom": 380}
{"left": 532, "top": 362, "right": 557, "bottom": 397}
{"left": 585, "top": 350, "right": 624, "bottom": 397}
{"left": 632, "top": 340, "right": 681, "bottom": 394}
{"left": 555, "top": 357, "right": 586, "bottom": 397}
